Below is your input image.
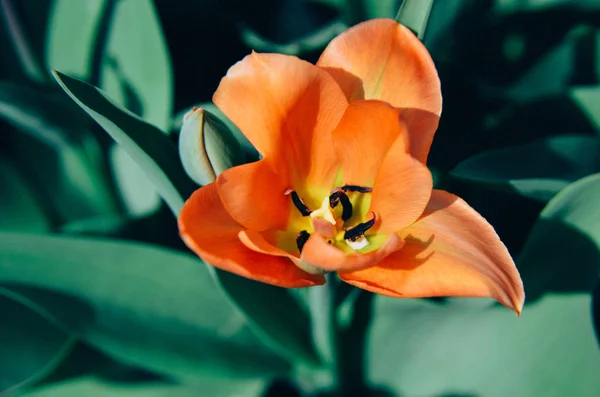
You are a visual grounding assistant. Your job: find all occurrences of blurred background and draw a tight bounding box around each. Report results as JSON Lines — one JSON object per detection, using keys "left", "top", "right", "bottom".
{"left": 1, "top": 0, "right": 600, "bottom": 396}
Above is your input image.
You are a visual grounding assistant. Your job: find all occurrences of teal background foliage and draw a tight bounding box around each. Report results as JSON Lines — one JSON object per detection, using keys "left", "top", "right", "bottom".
{"left": 1, "top": 0, "right": 600, "bottom": 396}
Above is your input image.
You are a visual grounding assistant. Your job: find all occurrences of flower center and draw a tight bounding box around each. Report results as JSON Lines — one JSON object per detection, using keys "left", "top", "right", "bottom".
{"left": 285, "top": 185, "right": 376, "bottom": 254}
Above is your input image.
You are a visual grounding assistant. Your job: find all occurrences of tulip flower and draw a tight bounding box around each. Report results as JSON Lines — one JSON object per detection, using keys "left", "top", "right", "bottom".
{"left": 178, "top": 18, "right": 524, "bottom": 314}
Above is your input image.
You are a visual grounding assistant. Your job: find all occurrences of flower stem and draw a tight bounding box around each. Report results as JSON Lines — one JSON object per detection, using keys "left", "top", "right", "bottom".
{"left": 331, "top": 284, "right": 374, "bottom": 395}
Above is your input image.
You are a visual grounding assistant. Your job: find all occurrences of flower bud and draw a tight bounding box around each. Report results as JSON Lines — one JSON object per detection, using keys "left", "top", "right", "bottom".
{"left": 179, "top": 107, "right": 243, "bottom": 186}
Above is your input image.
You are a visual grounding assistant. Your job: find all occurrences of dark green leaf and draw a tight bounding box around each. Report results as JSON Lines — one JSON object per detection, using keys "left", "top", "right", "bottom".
{"left": 394, "top": 0, "right": 435, "bottom": 39}
{"left": 0, "top": 288, "right": 75, "bottom": 394}
{"left": 571, "top": 86, "right": 600, "bottom": 133}
{"left": 15, "top": 377, "right": 266, "bottom": 397}
{"left": 366, "top": 295, "right": 600, "bottom": 396}
{"left": 0, "top": 232, "right": 290, "bottom": 380}
{"left": 238, "top": 20, "right": 346, "bottom": 56}
{"left": 0, "top": 156, "right": 49, "bottom": 232}
{"left": 218, "top": 272, "right": 323, "bottom": 367}
{"left": 451, "top": 135, "right": 600, "bottom": 201}
{"left": 593, "top": 279, "right": 600, "bottom": 347}
{"left": 518, "top": 173, "right": 600, "bottom": 301}
{"left": 51, "top": 71, "right": 195, "bottom": 215}
{"left": 0, "top": 81, "right": 119, "bottom": 221}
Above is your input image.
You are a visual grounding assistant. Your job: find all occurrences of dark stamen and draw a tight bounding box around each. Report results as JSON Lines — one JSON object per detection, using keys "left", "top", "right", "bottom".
{"left": 341, "top": 185, "right": 373, "bottom": 193}
{"left": 343, "top": 212, "right": 376, "bottom": 241}
{"left": 289, "top": 191, "right": 312, "bottom": 216}
{"left": 296, "top": 231, "right": 310, "bottom": 253}
{"left": 329, "top": 189, "right": 353, "bottom": 222}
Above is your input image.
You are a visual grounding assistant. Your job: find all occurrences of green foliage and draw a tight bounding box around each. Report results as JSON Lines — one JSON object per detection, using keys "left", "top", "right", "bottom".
{"left": 451, "top": 135, "right": 600, "bottom": 202}
{"left": 0, "top": 289, "right": 75, "bottom": 394}
{"left": 2, "top": 0, "right": 600, "bottom": 396}
{"left": 518, "top": 173, "right": 600, "bottom": 301}
{"left": 367, "top": 295, "right": 600, "bottom": 397}
{"left": 51, "top": 71, "right": 194, "bottom": 216}
{"left": 0, "top": 232, "right": 290, "bottom": 380}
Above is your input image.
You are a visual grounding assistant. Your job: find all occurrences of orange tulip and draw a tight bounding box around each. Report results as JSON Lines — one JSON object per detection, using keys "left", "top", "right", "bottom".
{"left": 178, "top": 19, "right": 525, "bottom": 314}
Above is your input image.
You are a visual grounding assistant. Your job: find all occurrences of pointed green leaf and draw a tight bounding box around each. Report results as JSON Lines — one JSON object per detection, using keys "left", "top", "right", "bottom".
{"left": 395, "top": 0, "right": 435, "bottom": 39}
{"left": 451, "top": 135, "right": 600, "bottom": 202}
{"left": 0, "top": 232, "right": 290, "bottom": 381}
{"left": 0, "top": 288, "right": 75, "bottom": 395}
{"left": 51, "top": 70, "right": 194, "bottom": 215}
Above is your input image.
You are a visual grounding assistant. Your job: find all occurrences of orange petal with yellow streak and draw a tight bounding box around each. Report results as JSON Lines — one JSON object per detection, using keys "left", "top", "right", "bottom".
{"left": 300, "top": 232, "right": 404, "bottom": 272}
{"left": 214, "top": 52, "right": 348, "bottom": 188}
{"left": 179, "top": 183, "right": 325, "bottom": 287}
{"left": 317, "top": 18, "right": 441, "bottom": 163}
{"left": 339, "top": 190, "right": 525, "bottom": 314}
{"left": 216, "top": 160, "right": 290, "bottom": 231}
{"left": 332, "top": 100, "right": 408, "bottom": 186}
{"left": 370, "top": 135, "right": 433, "bottom": 234}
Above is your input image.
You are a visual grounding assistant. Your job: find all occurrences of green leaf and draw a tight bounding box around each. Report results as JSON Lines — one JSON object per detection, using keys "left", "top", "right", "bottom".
{"left": 0, "top": 80, "right": 119, "bottom": 220}
{"left": 1, "top": 0, "right": 48, "bottom": 83}
{"left": 593, "top": 280, "right": 600, "bottom": 346}
{"left": 366, "top": 295, "right": 600, "bottom": 397}
{"left": 51, "top": 71, "right": 195, "bottom": 215}
{"left": 46, "top": 0, "right": 173, "bottom": 131}
{"left": 45, "top": 0, "right": 106, "bottom": 79}
{"left": 238, "top": 20, "right": 346, "bottom": 56}
{"left": 52, "top": 72, "right": 322, "bottom": 368}
{"left": 99, "top": 0, "right": 173, "bottom": 131}
{"left": 0, "top": 288, "right": 75, "bottom": 394}
{"left": 570, "top": 86, "right": 600, "bottom": 133}
{"left": 0, "top": 232, "right": 290, "bottom": 381}
{"left": 518, "top": 173, "right": 600, "bottom": 301}
{"left": 109, "top": 145, "right": 161, "bottom": 216}
{"left": 451, "top": 135, "right": 600, "bottom": 202}
{"left": 15, "top": 377, "right": 266, "bottom": 397}
{"left": 495, "top": 0, "right": 600, "bottom": 14}
{"left": 363, "top": 0, "right": 401, "bottom": 19}
{"left": 217, "top": 272, "right": 323, "bottom": 367}
{"left": 394, "top": 0, "right": 435, "bottom": 39}
{"left": 0, "top": 156, "right": 49, "bottom": 232}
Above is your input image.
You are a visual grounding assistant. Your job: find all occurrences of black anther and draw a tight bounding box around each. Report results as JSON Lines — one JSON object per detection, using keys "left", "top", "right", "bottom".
{"left": 329, "top": 190, "right": 353, "bottom": 222}
{"left": 343, "top": 212, "right": 376, "bottom": 241}
{"left": 296, "top": 231, "right": 310, "bottom": 253}
{"left": 341, "top": 185, "right": 373, "bottom": 193}
{"left": 290, "top": 191, "right": 312, "bottom": 216}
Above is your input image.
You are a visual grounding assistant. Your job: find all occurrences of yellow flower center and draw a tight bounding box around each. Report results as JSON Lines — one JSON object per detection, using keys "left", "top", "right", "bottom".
{"left": 282, "top": 185, "right": 377, "bottom": 255}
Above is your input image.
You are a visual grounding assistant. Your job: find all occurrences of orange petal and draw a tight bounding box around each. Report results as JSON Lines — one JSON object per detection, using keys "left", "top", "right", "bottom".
{"left": 317, "top": 18, "right": 442, "bottom": 163}
{"left": 332, "top": 100, "right": 408, "bottom": 186}
{"left": 370, "top": 135, "right": 433, "bottom": 234}
{"left": 339, "top": 190, "right": 525, "bottom": 314}
{"left": 179, "top": 183, "right": 325, "bottom": 287}
{"left": 239, "top": 229, "right": 300, "bottom": 264}
{"left": 213, "top": 52, "right": 348, "bottom": 188}
{"left": 300, "top": 232, "right": 404, "bottom": 272}
{"left": 216, "top": 160, "right": 289, "bottom": 231}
